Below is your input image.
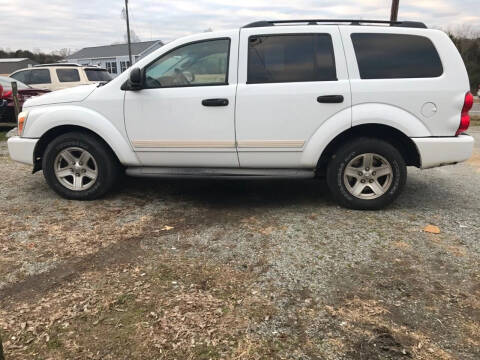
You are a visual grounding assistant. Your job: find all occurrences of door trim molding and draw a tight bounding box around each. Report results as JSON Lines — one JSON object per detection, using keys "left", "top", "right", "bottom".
{"left": 132, "top": 140, "right": 236, "bottom": 148}
{"left": 132, "top": 140, "right": 305, "bottom": 149}
{"left": 237, "top": 140, "right": 304, "bottom": 148}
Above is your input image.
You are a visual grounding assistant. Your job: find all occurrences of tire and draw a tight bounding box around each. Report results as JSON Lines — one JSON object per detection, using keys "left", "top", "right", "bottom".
{"left": 42, "top": 132, "right": 120, "bottom": 200}
{"left": 326, "top": 137, "right": 407, "bottom": 210}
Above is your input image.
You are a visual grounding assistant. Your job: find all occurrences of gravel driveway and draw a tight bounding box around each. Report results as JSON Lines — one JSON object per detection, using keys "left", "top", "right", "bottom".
{"left": 0, "top": 129, "right": 479, "bottom": 359}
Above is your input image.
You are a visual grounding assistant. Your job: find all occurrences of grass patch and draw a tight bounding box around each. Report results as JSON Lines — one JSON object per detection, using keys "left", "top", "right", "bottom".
{"left": 0, "top": 132, "right": 6, "bottom": 142}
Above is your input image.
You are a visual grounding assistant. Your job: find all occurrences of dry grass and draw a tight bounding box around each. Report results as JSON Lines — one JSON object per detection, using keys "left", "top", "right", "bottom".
{"left": 0, "top": 255, "right": 280, "bottom": 359}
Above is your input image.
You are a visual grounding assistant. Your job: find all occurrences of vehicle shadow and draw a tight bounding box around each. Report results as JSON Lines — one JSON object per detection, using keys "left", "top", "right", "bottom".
{"left": 115, "top": 176, "right": 333, "bottom": 209}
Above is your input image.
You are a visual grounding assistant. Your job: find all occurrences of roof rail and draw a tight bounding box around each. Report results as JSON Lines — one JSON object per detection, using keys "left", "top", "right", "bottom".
{"left": 34, "top": 63, "right": 83, "bottom": 67}
{"left": 243, "top": 19, "right": 427, "bottom": 29}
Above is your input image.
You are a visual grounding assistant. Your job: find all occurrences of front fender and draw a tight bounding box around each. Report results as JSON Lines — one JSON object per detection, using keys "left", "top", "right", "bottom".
{"left": 24, "top": 105, "right": 140, "bottom": 166}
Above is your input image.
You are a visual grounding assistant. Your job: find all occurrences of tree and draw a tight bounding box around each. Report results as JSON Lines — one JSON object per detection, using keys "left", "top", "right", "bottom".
{"left": 124, "top": 29, "right": 141, "bottom": 43}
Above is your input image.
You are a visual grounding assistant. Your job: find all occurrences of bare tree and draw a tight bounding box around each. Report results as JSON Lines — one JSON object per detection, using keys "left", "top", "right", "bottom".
{"left": 124, "top": 29, "right": 141, "bottom": 43}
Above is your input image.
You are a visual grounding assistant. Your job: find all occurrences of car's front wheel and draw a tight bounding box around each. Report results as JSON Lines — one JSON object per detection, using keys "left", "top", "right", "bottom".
{"left": 326, "top": 138, "right": 407, "bottom": 210}
{"left": 42, "top": 132, "right": 120, "bottom": 200}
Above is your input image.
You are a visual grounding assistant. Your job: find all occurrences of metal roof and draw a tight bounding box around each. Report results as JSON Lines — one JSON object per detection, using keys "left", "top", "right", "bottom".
{"left": 0, "top": 58, "right": 31, "bottom": 63}
{"left": 66, "top": 40, "right": 163, "bottom": 60}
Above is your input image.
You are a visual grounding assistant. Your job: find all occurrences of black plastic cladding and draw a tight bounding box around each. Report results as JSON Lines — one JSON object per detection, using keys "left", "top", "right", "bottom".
{"left": 243, "top": 20, "right": 427, "bottom": 29}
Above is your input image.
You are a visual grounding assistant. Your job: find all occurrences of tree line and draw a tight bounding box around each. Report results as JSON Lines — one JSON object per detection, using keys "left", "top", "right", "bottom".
{"left": 449, "top": 35, "right": 480, "bottom": 92}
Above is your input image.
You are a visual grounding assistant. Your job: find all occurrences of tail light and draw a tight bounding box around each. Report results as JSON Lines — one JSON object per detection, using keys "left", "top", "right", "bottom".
{"left": 2, "top": 90, "right": 12, "bottom": 98}
{"left": 0, "top": 84, "right": 3, "bottom": 98}
{"left": 456, "top": 92, "right": 473, "bottom": 136}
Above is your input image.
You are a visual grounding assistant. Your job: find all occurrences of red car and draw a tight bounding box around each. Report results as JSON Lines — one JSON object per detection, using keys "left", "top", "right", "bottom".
{"left": 0, "top": 76, "right": 50, "bottom": 122}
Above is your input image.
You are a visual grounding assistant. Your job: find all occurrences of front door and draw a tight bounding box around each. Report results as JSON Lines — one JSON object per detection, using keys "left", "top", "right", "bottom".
{"left": 124, "top": 33, "right": 239, "bottom": 167}
{"left": 235, "top": 26, "right": 351, "bottom": 168}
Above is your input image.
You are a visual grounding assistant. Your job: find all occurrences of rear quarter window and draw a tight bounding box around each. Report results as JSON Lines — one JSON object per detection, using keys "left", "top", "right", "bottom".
{"left": 351, "top": 33, "right": 443, "bottom": 79}
{"left": 56, "top": 69, "right": 80, "bottom": 82}
{"left": 84, "top": 69, "right": 112, "bottom": 81}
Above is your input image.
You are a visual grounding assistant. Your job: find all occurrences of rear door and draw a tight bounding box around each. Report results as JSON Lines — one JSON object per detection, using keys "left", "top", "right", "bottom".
{"left": 235, "top": 25, "right": 351, "bottom": 167}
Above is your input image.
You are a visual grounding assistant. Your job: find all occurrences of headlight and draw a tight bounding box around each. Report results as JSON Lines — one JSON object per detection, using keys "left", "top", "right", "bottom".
{"left": 18, "top": 111, "right": 29, "bottom": 137}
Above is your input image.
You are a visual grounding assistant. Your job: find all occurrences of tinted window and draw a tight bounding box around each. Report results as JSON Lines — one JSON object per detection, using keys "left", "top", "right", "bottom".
{"left": 145, "top": 39, "right": 230, "bottom": 88}
{"left": 56, "top": 69, "right": 80, "bottom": 82}
{"left": 351, "top": 33, "right": 443, "bottom": 79}
{"left": 29, "top": 69, "right": 51, "bottom": 85}
{"left": 11, "top": 70, "right": 29, "bottom": 84}
{"left": 85, "top": 69, "right": 112, "bottom": 81}
{"left": 0, "top": 76, "right": 30, "bottom": 90}
{"left": 248, "top": 34, "right": 337, "bottom": 84}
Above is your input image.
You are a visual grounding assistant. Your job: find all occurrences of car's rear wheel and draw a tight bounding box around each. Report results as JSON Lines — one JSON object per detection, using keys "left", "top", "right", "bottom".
{"left": 326, "top": 138, "right": 406, "bottom": 210}
{"left": 42, "top": 132, "right": 119, "bottom": 200}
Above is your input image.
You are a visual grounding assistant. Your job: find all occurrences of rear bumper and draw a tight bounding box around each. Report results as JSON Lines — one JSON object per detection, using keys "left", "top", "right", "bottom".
{"left": 413, "top": 135, "right": 474, "bottom": 169}
{"left": 7, "top": 136, "right": 38, "bottom": 165}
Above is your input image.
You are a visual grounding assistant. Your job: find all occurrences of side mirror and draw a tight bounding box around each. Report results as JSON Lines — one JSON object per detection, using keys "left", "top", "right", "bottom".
{"left": 129, "top": 67, "right": 143, "bottom": 89}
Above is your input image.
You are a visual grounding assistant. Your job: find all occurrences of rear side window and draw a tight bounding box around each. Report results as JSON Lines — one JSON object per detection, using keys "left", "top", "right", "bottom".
{"left": 248, "top": 34, "right": 337, "bottom": 84}
{"left": 29, "top": 69, "right": 51, "bottom": 84}
{"left": 351, "top": 33, "right": 443, "bottom": 79}
{"left": 56, "top": 69, "right": 80, "bottom": 82}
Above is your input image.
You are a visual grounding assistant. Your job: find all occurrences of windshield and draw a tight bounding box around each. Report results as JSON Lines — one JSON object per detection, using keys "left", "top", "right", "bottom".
{"left": 84, "top": 69, "right": 112, "bottom": 82}
{"left": 0, "top": 76, "right": 30, "bottom": 90}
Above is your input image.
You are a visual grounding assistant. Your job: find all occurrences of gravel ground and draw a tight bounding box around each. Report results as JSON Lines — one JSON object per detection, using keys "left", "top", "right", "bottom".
{"left": 0, "top": 129, "right": 479, "bottom": 359}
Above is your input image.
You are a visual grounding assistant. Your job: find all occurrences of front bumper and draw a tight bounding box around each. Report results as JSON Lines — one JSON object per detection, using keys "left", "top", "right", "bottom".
{"left": 7, "top": 136, "right": 38, "bottom": 165}
{"left": 413, "top": 135, "right": 474, "bottom": 169}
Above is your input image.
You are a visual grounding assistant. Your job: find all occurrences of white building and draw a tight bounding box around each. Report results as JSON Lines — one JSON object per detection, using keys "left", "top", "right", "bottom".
{"left": 66, "top": 40, "right": 163, "bottom": 77}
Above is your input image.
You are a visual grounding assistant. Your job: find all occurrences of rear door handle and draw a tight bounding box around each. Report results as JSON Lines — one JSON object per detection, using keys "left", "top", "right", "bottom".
{"left": 202, "top": 98, "right": 229, "bottom": 107}
{"left": 317, "top": 95, "right": 344, "bottom": 104}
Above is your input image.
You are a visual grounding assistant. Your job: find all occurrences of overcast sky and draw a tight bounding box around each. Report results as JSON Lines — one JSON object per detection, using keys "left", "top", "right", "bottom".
{"left": 1, "top": 0, "right": 479, "bottom": 53}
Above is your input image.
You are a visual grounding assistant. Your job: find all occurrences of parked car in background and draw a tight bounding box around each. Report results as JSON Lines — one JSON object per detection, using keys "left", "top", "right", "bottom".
{"left": 9, "top": 64, "right": 111, "bottom": 91}
{"left": 7, "top": 19, "right": 475, "bottom": 209}
{"left": 0, "top": 76, "right": 49, "bottom": 122}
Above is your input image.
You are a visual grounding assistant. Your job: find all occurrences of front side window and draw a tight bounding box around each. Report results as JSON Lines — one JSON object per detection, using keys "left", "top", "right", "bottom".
{"left": 10, "top": 70, "right": 30, "bottom": 84}
{"left": 351, "top": 33, "right": 443, "bottom": 79}
{"left": 247, "top": 34, "right": 337, "bottom": 84}
{"left": 56, "top": 69, "right": 80, "bottom": 82}
{"left": 144, "top": 38, "right": 230, "bottom": 88}
{"left": 29, "top": 69, "right": 51, "bottom": 84}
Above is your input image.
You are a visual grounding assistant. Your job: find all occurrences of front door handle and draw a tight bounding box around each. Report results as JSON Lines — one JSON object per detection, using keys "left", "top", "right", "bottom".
{"left": 202, "top": 98, "right": 229, "bottom": 107}
{"left": 317, "top": 95, "right": 344, "bottom": 104}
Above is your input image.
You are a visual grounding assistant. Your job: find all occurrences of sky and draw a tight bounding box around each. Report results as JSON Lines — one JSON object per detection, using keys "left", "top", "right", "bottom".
{"left": 1, "top": 0, "right": 479, "bottom": 53}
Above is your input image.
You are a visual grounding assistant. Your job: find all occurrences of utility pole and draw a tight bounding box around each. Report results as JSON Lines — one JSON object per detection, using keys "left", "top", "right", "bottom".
{"left": 390, "top": 0, "right": 400, "bottom": 22}
{"left": 124, "top": 0, "right": 133, "bottom": 65}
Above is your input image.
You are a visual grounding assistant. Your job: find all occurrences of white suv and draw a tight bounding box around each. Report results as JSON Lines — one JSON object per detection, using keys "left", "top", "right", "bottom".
{"left": 7, "top": 20, "right": 475, "bottom": 209}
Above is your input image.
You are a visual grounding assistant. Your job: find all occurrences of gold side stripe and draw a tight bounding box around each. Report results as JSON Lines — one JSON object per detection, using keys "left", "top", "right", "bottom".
{"left": 132, "top": 140, "right": 305, "bottom": 149}
{"left": 237, "top": 140, "right": 304, "bottom": 148}
{"left": 132, "top": 140, "right": 235, "bottom": 148}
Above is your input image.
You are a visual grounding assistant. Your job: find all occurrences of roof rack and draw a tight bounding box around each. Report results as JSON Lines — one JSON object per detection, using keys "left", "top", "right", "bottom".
{"left": 34, "top": 63, "right": 83, "bottom": 67}
{"left": 243, "top": 19, "right": 427, "bottom": 29}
